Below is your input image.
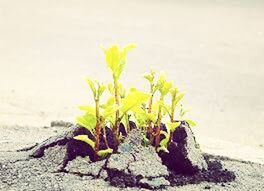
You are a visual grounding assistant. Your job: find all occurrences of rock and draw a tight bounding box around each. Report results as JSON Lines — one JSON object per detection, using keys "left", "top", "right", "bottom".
{"left": 106, "top": 129, "right": 170, "bottom": 189}
{"left": 160, "top": 122, "right": 208, "bottom": 174}
{"left": 107, "top": 153, "right": 134, "bottom": 171}
{"left": 37, "top": 145, "right": 68, "bottom": 172}
{"left": 128, "top": 146, "right": 168, "bottom": 177}
{"left": 50, "top": 120, "right": 74, "bottom": 128}
{"left": 29, "top": 126, "right": 76, "bottom": 158}
{"left": 29, "top": 125, "right": 96, "bottom": 168}
{"left": 65, "top": 156, "right": 106, "bottom": 177}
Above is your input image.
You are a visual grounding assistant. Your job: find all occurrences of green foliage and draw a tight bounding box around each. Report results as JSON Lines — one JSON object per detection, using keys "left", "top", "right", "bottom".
{"left": 73, "top": 135, "right": 95, "bottom": 149}
{"left": 166, "top": 121, "right": 181, "bottom": 132}
{"left": 86, "top": 79, "right": 106, "bottom": 101}
{"left": 102, "top": 44, "right": 136, "bottom": 80}
{"left": 75, "top": 113, "right": 96, "bottom": 134}
{"left": 75, "top": 44, "right": 196, "bottom": 160}
{"left": 156, "top": 74, "right": 173, "bottom": 97}
{"left": 97, "top": 148, "right": 113, "bottom": 157}
{"left": 121, "top": 90, "right": 150, "bottom": 114}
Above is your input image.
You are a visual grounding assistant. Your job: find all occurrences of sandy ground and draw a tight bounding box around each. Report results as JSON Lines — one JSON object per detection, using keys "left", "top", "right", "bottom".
{"left": 1, "top": 0, "right": 264, "bottom": 164}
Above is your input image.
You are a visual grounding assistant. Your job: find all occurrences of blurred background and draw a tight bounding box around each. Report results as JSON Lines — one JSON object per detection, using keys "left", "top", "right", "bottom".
{"left": 0, "top": 0, "right": 264, "bottom": 161}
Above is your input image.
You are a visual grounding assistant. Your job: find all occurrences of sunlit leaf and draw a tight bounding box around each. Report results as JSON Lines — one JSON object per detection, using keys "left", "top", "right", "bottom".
{"left": 75, "top": 113, "right": 96, "bottom": 132}
{"left": 101, "top": 96, "right": 115, "bottom": 109}
{"left": 97, "top": 148, "right": 113, "bottom": 157}
{"left": 173, "top": 93, "right": 185, "bottom": 107}
{"left": 157, "top": 146, "right": 169, "bottom": 153}
{"left": 98, "top": 83, "right": 106, "bottom": 97}
{"left": 160, "top": 130, "right": 170, "bottom": 148}
{"left": 86, "top": 79, "right": 97, "bottom": 97}
{"left": 102, "top": 104, "right": 119, "bottom": 118}
{"left": 186, "top": 119, "right": 197, "bottom": 127}
{"left": 166, "top": 122, "right": 181, "bottom": 132}
{"left": 73, "top": 135, "right": 95, "bottom": 149}
{"left": 121, "top": 90, "right": 150, "bottom": 114}
{"left": 143, "top": 135, "right": 149, "bottom": 146}
{"left": 102, "top": 44, "right": 136, "bottom": 79}
{"left": 78, "top": 105, "right": 95, "bottom": 114}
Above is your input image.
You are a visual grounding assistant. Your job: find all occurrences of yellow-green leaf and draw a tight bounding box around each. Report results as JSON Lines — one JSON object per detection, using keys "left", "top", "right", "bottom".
{"left": 186, "top": 119, "right": 197, "bottom": 127}
{"left": 74, "top": 135, "right": 95, "bottom": 149}
{"left": 97, "top": 148, "right": 113, "bottom": 157}
{"left": 121, "top": 90, "right": 150, "bottom": 114}
{"left": 78, "top": 105, "right": 95, "bottom": 114}
{"left": 86, "top": 79, "right": 96, "bottom": 97}
{"left": 102, "top": 44, "right": 136, "bottom": 79}
{"left": 157, "top": 146, "right": 169, "bottom": 153}
{"left": 75, "top": 113, "right": 96, "bottom": 132}
{"left": 167, "top": 122, "right": 181, "bottom": 132}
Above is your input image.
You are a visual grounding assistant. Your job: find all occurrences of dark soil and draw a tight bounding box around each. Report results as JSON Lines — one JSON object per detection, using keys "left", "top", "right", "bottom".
{"left": 168, "top": 155, "right": 236, "bottom": 186}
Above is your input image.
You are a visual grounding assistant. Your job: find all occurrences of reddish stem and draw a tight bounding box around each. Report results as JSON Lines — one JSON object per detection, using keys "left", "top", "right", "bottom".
{"left": 95, "top": 122, "right": 101, "bottom": 153}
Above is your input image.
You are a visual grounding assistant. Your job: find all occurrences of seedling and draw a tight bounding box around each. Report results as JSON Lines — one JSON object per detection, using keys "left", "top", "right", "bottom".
{"left": 74, "top": 79, "right": 115, "bottom": 158}
{"left": 75, "top": 44, "right": 196, "bottom": 160}
{"left": 102, "top": 44, "right": 136, "bottom": 143}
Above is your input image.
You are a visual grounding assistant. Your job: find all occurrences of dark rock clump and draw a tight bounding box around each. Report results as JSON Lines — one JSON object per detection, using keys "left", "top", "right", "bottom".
{"left": 168, "top": 155, "right": 236, "bottom": 186}
{"left": 159, "top": 121, "right": 208, "bottom": 174}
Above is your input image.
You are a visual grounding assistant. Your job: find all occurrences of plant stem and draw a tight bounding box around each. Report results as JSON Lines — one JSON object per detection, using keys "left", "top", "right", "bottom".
{"left": 170, "top": 103, "right": 175, "bottom": 123}
{"left": 147, "top": 93, "right": 154, "bottom": 144}
{"left": 113, "top": 77, "right": 120, "bottom": 143}
{"left": 102, "top": 127, "right": 109, "bottom": 148}
{"left": 155, "top": 96, "right": 163, "bottom": 147}
{"left": 95, "top": 99, "right": 101, "bottom": 153}
{"left": 125, "top": 113, "right": 130, "bottom": 133}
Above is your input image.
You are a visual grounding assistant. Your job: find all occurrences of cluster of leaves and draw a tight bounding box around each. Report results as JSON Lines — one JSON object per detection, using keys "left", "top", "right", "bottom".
{"left": 75, "top": 44, "right": 196, "bottom": 160}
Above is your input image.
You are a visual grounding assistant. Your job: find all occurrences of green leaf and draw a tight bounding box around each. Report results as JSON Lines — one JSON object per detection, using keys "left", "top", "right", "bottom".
{"left": 97, "top": 148, "right": 113, "bottom": 157}
{"left": 186, "top": 119, "right": 197, "bottom": 127}
{"left": 73, "top": 135, "right": 95, "bottom": 149}
{"left": 144, "top": 70, "right": 155, "bottom": 83}
{"left": 179, "top": 107, "right": 190, "bottom": 118}
{"left": 121, "top": 90, "right": 150, "bottom": 114}
{"left": 75, "top": 113, "right": 96, "bottom": 132}
{"left": 157, "top": 146, "right": 169, "bottom": 153}
{"left": 98, "top": 83, "right": 106, "bottom": 97}
{"left": 86, "top": 79, "right": 97, "bottom": 97}
{"left": 166, "top": 122, "right": 181, "bottom": 132}
{"left": 101, "top": 96, "right": 115, "bottom": 109}
{"left": 102, "top": 104, "right": 119, "bottom": 118}
{"left": 108, "top": 83, "right": 115, "bottom": 95}
{"left": 78, "top": 105, "right": 95, "bottom": 115}
{"left": 155, "top": 73, "right": 172, "bottom": 96}
{"left": 143, "top": 135, "right": 149, "bottom": 146}
{"left": 173, "top": 93, "right": 185, "bottom": 107}
{"left": 160, "top": 130, "right": 170, "bottom": 148}
{"left": 102, "top": 44, "right": 136, "bottom": 79}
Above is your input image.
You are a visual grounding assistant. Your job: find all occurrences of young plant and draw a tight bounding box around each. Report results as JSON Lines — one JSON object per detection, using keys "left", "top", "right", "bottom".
{"left": 74, "top": 79, "right": 114, "bottom": 158}
{"left": 154, "top": 74, "right": 173, "bottom": 147}
{"left": 102, "top": 44, "right": 136, "bottom": 142}
{"left": 144, "top": 70, "right": 158, "bottom": 144}
{"left": 179, "top": 106, "right": 197, "bottom": 127}
{"left": 74, "top": 44, "right": 197, "bottom": 160}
